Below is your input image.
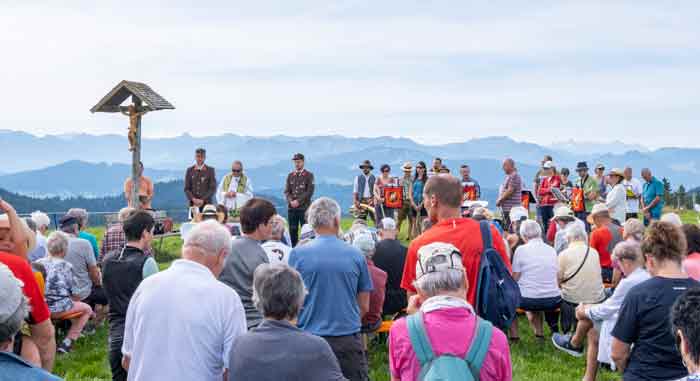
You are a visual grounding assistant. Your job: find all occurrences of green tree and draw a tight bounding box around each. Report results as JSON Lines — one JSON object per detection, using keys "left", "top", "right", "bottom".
{"left": 662, "top": 177, "right": 672, "bottom": 205}
{"left": 676, "top": 184, "right": 687, "bottom": 210}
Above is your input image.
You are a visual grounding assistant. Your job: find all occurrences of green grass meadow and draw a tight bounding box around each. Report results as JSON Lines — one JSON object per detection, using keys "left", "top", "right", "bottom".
{"left": 53, "top": 211, "right": 699, "bottom": 380}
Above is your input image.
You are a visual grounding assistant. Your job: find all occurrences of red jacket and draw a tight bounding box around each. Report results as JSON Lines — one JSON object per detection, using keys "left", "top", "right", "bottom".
{"left": 538, "top": 175, "right": 562, "bottom": 206}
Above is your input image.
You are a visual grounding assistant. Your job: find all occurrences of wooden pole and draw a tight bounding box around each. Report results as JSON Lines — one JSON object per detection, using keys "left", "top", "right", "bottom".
{"left": 130, "top": 96, "right": 142, "bottom": 209}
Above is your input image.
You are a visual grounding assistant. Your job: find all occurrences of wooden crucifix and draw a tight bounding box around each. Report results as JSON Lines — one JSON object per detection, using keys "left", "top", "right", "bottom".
{"left": 90, "top": 80, "right": 175, "bottom": 210}
{"left": 120, "top": 98, "right": 147, "bottom": 208}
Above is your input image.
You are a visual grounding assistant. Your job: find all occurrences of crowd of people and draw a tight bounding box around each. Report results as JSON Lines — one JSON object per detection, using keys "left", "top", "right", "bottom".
{"left": 1, "top": 149, "right": 700, "bottom": 381}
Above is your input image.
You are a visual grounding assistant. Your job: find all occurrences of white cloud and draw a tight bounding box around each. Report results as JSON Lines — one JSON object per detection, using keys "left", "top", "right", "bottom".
{"left": 0, "top": 1, "right": 699, "bottom": 148}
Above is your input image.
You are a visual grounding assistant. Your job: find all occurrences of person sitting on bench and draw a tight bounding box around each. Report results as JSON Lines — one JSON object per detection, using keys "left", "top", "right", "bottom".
{"left": 36, "top": 232, "right": 93, "bottom": 354}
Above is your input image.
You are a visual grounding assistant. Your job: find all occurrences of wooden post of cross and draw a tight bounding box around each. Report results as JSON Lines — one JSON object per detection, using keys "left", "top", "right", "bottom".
{"left": 130, "top": 96, "right": 143, "bottom": 209}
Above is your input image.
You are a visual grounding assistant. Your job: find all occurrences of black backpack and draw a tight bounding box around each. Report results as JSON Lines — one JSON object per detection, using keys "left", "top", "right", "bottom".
{"left": 474, "top": 220, "right": 521, "bottom": 331}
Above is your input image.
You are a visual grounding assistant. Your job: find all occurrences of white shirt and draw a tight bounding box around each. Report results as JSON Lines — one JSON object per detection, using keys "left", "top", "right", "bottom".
{"left": 588, "top": 267, "right": 651, "bottom": 367}
{"left": 261, "top": 240, "right": 292, "bottom": 264}
{"left": 606, "top": 183, "right": 627, "bottom": 223}
{"left": 353, "top": 173, "right": 373, "bottom": 199}
{"left": 512, "top": 238, "right": 561, "bottom": 299}
{"left": 216, "top": 174, "right": 254, "bottom": 211}
{"left": 122, "top": 259, "right": 246, "bottom": 381}
{"left": 587, "top": 267, "right": 650, "bottom": 322}
{"left": 622, "top": 178, "right": 643, "bottom": 213}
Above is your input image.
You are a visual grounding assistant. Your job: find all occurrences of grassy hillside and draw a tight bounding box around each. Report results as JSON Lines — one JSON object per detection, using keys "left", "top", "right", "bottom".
{"left": 54, "top": 213, "right": 699, "bottom": 381}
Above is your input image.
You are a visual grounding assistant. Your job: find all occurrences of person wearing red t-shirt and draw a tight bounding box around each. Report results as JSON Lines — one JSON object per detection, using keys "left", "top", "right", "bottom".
{"left": 401, "top": 175, "right": 510, "bottom": 307}
{"left": 0, "top": 251, "right": 56, "bottom": 371}
{"left": 588, "top": 204, "right": 622, "bottom": 283}
{"left": 537, "top": 161, "right": 562, "bottom": 235}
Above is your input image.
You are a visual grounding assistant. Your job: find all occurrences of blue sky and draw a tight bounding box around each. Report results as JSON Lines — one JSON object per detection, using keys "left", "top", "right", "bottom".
{"left": 1, "top": 1, "right": 699, "bottom": 147}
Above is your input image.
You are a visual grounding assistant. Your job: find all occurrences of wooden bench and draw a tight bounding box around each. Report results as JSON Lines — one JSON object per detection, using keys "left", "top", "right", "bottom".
{"left": 517, "top": 307, "right": 560, "bottom": 314}
{"left": 51, "top": 310, "right": 89, "bottom": 338}
{"left": 376, "top": 320, "right": 394, "bottom": 334}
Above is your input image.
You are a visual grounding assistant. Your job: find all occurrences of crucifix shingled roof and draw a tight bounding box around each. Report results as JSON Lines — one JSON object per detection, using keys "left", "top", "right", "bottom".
{"left": 90, "top": 80, "right": 174, "bottom": 113}
{"left": 90, "top": 80, "right": 174, "bottom": 209}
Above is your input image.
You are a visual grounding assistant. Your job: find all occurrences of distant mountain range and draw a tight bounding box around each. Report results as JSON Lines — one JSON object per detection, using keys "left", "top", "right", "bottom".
{"left": 1, "top": 130, "right": 698, "bottom": 203}
{"left": 549, "top": 140, "right": 650, "bottom": 156}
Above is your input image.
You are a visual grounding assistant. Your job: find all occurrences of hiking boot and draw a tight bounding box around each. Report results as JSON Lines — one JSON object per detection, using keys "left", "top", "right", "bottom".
{"left": 552, "top": 333, "right": 583, "bottom": 357}
{"left": 57, "top": 340, "right": 72, "bottom": 354}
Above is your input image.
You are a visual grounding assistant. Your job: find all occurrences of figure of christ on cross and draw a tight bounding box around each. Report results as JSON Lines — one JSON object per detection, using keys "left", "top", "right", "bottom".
{"left": 121, "top": 104, "right": 147, "bottom": 152}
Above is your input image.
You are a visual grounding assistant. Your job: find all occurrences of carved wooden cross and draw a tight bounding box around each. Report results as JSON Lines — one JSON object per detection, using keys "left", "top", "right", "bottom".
{"left": 91, "top": 81, "right": 174, "bottom": 209}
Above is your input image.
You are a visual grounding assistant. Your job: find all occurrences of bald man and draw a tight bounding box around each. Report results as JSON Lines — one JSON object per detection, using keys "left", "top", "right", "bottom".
{"left": 496, "top": 158, "right": 523, "bottom": 229}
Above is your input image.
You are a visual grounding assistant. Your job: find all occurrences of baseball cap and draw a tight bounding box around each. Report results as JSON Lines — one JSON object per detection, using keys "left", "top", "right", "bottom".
{"left": 381, "top": 218, "right": 397, "bottom": 231}
{"left": 415, "top": 242, "right": 464, "bottom": 279}
{"left": 595, "top": 163, "right": 605, "bottom": 170}
{"left": 292, "top": 153, "right": 305, "bottom": 161}
{"left": 0, "top": 263, "right": 25, "bottom": 323}
{"left": 542, "top": 161, "right": 554, "bottom": 169}
{"left": 201, "top": 204, "right": 218, "bottom": 216}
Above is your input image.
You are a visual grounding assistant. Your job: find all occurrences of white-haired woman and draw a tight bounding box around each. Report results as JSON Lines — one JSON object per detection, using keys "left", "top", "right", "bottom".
{"left": 557, "top": 223, "right": 606, "bottom": 333}
{"left": 510, "top": 220, "right": 561, "bottom": 342}
{"left": 388, "top": 242, "right": 512, "bottom": 380}
{"left": 36, "top": 232, "right": 93, "bottom": 354}
{"left": 353, "top": 233, "right": 387, "bottom": 333}
{"left": 229, "top": 263, "right": 345, "bottom": 380}
{"left": 553, "top": 241, "right": 650, "bottom": 380}
{"left": 29, "top": 211, "right": 51, "bottom": 261}
{"left": 261, "top": 215, "right": 292, "bottom": 264}
{"left": 610, "top": 218, "right": 645, "bottom": 287}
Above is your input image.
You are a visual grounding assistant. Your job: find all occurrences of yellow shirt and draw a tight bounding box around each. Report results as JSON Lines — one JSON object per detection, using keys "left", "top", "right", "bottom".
{"left": 124, "top": 176, "right": 154, "bottom": 209}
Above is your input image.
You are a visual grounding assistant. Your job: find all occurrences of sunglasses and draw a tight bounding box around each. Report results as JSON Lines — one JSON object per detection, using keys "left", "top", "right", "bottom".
{"left": 596, "top": 168, "right": 605, "bottom": 171}
{"left": 231, "top": 169, "right": 241, "bottom": 173}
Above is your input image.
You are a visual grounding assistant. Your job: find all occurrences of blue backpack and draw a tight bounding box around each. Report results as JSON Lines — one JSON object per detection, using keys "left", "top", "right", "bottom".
{"left": 474, "top": 220, "right": 521, "bottom": 331}
{"left": 407, "top": 312, "right": 493, "bottom": 381}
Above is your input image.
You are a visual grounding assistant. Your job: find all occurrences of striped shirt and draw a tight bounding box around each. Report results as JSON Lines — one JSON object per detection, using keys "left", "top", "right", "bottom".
{"left": 500, "top": 172, "right": 523, "bottom": 212}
